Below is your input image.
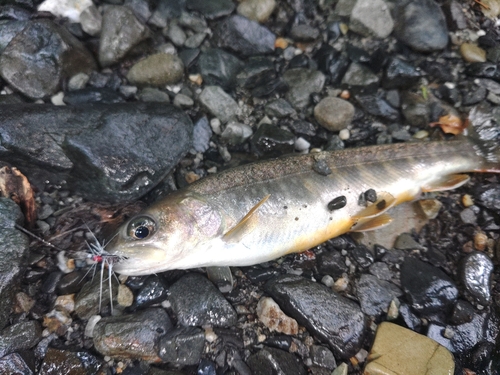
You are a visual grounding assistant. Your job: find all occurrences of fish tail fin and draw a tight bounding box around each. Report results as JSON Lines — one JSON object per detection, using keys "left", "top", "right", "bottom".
{"left": 465, "top": 106, "right": 500, "bottom": 173}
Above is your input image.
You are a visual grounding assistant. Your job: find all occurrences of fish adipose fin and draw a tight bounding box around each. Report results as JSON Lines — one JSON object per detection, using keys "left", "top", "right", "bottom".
{"left": 421, "top": 174, "right": 470, "bottom": 192}
{"left": 223, "top": 194, "right": 271, "bottom": 243}
{"left": 351, "top": 213, "right": 393, "bottom": 232}
{"left": 352, "top": 191, "right": 396, "bottom": 220}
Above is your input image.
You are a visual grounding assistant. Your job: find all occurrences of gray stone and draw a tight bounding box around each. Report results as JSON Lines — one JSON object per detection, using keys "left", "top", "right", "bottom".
{"left": 169, "top": 273, "right": 237, "bottom": 327}
{"left": 247, "top": 347, "right": 307, "bottom": 375}
{"left": 356, "top": 274, "right": 402, "bottom": 316}
{"left": 0, "top": 20, "right": 96, "bottom": 99}
{"left": 237, "top": 0, "right": 276, "bottom": 23}
{"left": 198, "top": 86, "right": 239, "bottom": 123}
{"left": 93, "top": 308, "right": 172, "bottom": 361}
{"left": 393, "top": 0, "right": 448, "bottom": 52}
{"left": 184, "top": 32, "right": 207, "bottom": 48}
{"left": 461, "top": 252, "right": 493, "bottom": 305}
{"left": 0, "top": 198, "right": 29, "bottom": 329}
{"left": 192, "top": 117, "right": 212, "bottom": 153}
{"left": 198, "top": 48, "right": 244, "bottom": 89}
{"left": 0, "top": 353, "right": 33, "bottom": 375}
{"left": 173, "top": 93, "right": 194, "bottom": 107}
{"left": 350, "top": 0, "right": 394, "bottom": 38}
{"left": 127, "top": 53, "right": 184, "bottom": 87}
{"left": 186, "top": 0, "right": 235, "bottom": 20}
{"left": 264, "top": 275, "right": 365, "bottom": 359}
{"left": 314, "top": 97, "right": 354, "bottom": 132}
{"left": 283, "top": 68, "right": 326, "bottom": 109}
{"left": 401, "top": 92, "right": 430, "bottom": 127}
{"left": 213, "top": 15, "right": 275, "bottom": 56}
{"left": 341, "top": 63, "right": 379, "bottom": 93}
{"left": 138, "top": 87, "right": 171, "bottom": 102}
{"left": 0, "top": 103, "right": 193, "bottom": 203}
{"left": 80, "top": 5, "right": 102, "bottom": 36}
{"left": 166, "top": 22, "right": 186, "bottom": 46}
{"left": 0, "top": 321, "right": 42, "bottom": 358}
{"left": 221, "top": 121, "right": 253, "bottom": 145}
{"left": 99, "top": 6, "right": 149, "bottom": 67}
{"left": 158, "top": 326, "right": 205, "bottom": 365}
{"left": 265, "top": 99, "right": 296, "bottom": 118}
{"left": 335, "top": 0, "right": 356, "bottom": 16}
{"left": 0, "top": 20, "right": 27, "bottom": 54}
{"left": 75, "top": 276, "right": 118, "bottom": 319}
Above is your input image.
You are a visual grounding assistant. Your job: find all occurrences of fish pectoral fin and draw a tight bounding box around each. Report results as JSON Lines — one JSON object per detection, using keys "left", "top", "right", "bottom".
{"left": 223, "top": 194, "right": 271, "bottom": 243}
{"left": 422, "top": 174, "right": 470, "bottom": 192}
{"left": 352, "top": 191, "right": 396, "bottom": 220}
{"left": 350, "top": 213, "right": 393, "bottom": 232}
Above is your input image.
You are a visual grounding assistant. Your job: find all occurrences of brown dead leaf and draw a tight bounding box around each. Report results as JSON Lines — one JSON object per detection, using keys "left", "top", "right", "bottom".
{"left": 429, "top": 113, "right": 466, "bottom": 135}
{"left": 0, "top": 166, "right": 37, "bottom": 227}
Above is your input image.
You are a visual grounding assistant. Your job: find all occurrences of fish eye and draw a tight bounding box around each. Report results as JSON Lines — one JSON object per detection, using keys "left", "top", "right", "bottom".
{"left": 127, "top": 216, "right": 156, "bottom": 240}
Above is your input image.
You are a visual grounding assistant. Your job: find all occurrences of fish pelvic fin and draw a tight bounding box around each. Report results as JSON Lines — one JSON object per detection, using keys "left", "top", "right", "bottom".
{"left": 223, "top": 194, "right": 271, "bottom": 243}
{"left": 422, "top": 174, "right": 470, "bottom": 192}
{"left": 352, "top": 191, "right": 396, "bottom": 220}
{"left": 350, "top": 213, "right": 393, "bottom": 232}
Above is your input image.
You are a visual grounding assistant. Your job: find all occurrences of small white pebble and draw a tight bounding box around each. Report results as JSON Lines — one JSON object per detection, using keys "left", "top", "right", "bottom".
{"left": 355, "top": 348, "right": 368, "bottom": 363}
{"left": 339, "top": 128, "right": 350, "bottom": 140}
{"left": 444, "top": 326, "right": 455, "bottom": 339}
{"left": 294, "top": 137, "right": 310, "bottom": 152}
{"left": 204, "top": 327, "right": 218, "bottom": 343}
{"left": 56, "top": 251, "right": 73, "bottom": 274}
{"left": 321, "top": 275, "right": 334, "bottom": 288}
{"left": 210, "top": 118, "right": 222, "bottom": 135}
{"left": 51, "top": 92, "right": 65, "bottom": 106}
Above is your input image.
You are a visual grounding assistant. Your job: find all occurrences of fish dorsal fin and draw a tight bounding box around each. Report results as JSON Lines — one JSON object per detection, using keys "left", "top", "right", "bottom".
{"left": 352, "top": 191, "right": 396, "bottom": 220}
{"left": 421, "top": 174, "right": 470, "bottom": 192}
{"left": 223, "top": 194, "right": 271, "bottom": 243}
{"left": 350, "top": 213, "right": 393, "bottom": 232}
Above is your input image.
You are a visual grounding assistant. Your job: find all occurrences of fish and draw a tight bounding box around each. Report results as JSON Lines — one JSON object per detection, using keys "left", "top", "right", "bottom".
{"left": 107, "top": 107, "right": 500, "bottom": 276}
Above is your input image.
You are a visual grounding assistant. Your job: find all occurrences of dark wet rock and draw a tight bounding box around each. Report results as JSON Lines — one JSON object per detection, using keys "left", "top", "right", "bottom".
{"left": 288, "top": 54, "right": 312, "bottom": 69}
{"left": 317, "top": 250, "right": 348, "bottom": 278}
{"left": 250, "top": 123, "right": 295, "bottom": 157}
{"left": 475, "top": 78, "right": 500, "bottom": 94}
{"left": 75, "top": 276, "right": 118, "bottom": 319}
{"left": 135, "top": 275, "right": 169, "bottom": 308}
{"left": 465, "top": 62, "right": 500, "bottom": 81}
{"left": 264, "top": 275, "right": 365, "bottom": 359}
{"left": 99, "top": 5, "right": 149, "bottom": 67}
{"left": 349, "top": 0, "right": 394, "bottom": 39}
{"left": 198, "top": 48, "right": 244, "bottom": 89}
{"left": 450, "top": 299, "right": 475, "bottom": 325}
{"left": 0, "top": 5, "right": 31, "bottom": 21}
{"left": 236, "top": 56, "right": 275, "bottom": 88}
{"left": 57, "top": 271, "right": 86, "bottom": 295}
{"left": 213, "top": 15, "right": 275, "bottom": 57}
{"left": 393, "top": 0, "right": 448, "bottom": 52}
{"left": 244, "top": 268, "right": 281, "bottom": 283}
{"left": 314, "top": 96, "right": 354, "bottom": 132}
{"left": 289, "top": 23, "right": 319, "bottom": 42}
{"left": 399, "top": 303, "right": 421, "bottom": 331}
{"left": 221, "top": 121, "right": 253, "bottom": 145}
{"left": 314, "top": 44, "right": 350, "bottom": 84}
{"left": 138, "top": 87, "right": 171, "bottom": 103}
{"left": 351, "top": 245, "right": 375, "bottom": 269}
{"left": 419, "top": 60, "right": 453, "bottom": 82}
{"left": 434, "top": 84, "right": 460, "bottom": 105}
{"left": 355, "top": 94, "right": 400, "bottom": 121}
{"left": 0, "top": 352, "right": 34, "bottom": 374}
{"left": 401, "top": 91, "right": 430, "bottom": 127}
{"left": 356, "top": 274, "right": 402, "bottom": 316}
{"left": 38, "top": 348, "right": 102, "bottom": 375}
{"left": 282, "top": 68, "right": 325, "bottom": 109}
{"left": 383, "top": 58, "right": 422, "bottom": 89}
{"left": 449, "top": 313, "right": 496, "bottom": 353}
{"left": 198, "top": 358, "right": 217, "bottom": 375}
{"left": 478, "top": 186, "right": 500, "bottom": 211}
{"left": 462, "top": 342, "right": 494, "bottom": 374}
{"left": 265, "top": 98, "right": 296, "bottom": 118}
{"left": 247, "top": 347, "right": 307, "bottom": 375}
{"left": 186, "top": 0, "right": 234, "bottom": 19}
{"left": 324, "top": 135, "right": 345, "bottom": 151}
{"left": 192, "top": 116, "right": 212, "bottom": 153}
{"left": 460, "top": 252, "right": 493, "bottom": 306}
{"left": 341, "top": 63, "right": 379, "bottom": 94}
{"left": 41, "top": 271, "right": 63, "bottom": 294}
{"left": 0, "top": 20, "right": 27, "bottom": 53}
{"left": 251, "top": 77, "right": 288, "bottom": 97}
{"left": 93, "top": 308, "right": 172, "bottom": 361}
{"left": 127, "top": 53, "right": 184, "bottom": 87}
{"left": 0, "top": 103, "right": 192, "bottom": 203}
{"left": 346, "top": 44, "right": 371, "bottom": 64}
{"left": 198, "top": 85, "right": 239, "bottom": 123}
{"left": 0, "top": 20, "right": 96, "bottom": 99}
{"left": 0, "top": 321, "right": 42, "bottom": 358}
{"left": 369, "top": 262, "right": 392, "bottom": 281}
{"left": 169, "top": 273, "right": 237, "bottom": 327}
{"left": 310, "top": 345, "right": 336, "bottom": 370}
{"left": 401, "top": 257, "right": 458, "bottom": 315}
{"left": 63, "top": 88, "right": 125, "bottom": 105}
{"left": 0, "top": 198, "right": 29, "bottom": 329}
{"left": 179, "top": 48, "right": 200, "bottom": 68}
{"left": 286, "top": 119, "right": 316, "bottom": 138}
{"left": 158, "top": 326, "right": 205, "bottom": 365}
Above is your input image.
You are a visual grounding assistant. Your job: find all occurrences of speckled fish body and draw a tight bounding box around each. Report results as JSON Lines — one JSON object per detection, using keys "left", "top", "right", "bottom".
{"left": 107, "top": 111, "right": 500, "bottom": 275}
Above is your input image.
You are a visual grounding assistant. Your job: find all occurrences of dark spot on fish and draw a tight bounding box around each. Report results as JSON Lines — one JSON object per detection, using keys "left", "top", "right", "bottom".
{"left": 328, "top": 196, "right": 347, "bottom": 211}
{"left": 376, "top": 199, "right": 386, "bottom": 210}
{"left": 283, "top": 205, "right": 288, "bottom": 210}
{"left": 358, "top": 193, "right": 366, "bottom": 206}
{"left": 295, "top": 217, "right": 299, "bottom": 221}
{"left": 303, "top": 204, "right": 307, "bottom": 208}
{"left": 365, "top": 189, "right": 377, "bottom": 203}
{"left": 312, "top": 159, "right": 332, "bottom": 176}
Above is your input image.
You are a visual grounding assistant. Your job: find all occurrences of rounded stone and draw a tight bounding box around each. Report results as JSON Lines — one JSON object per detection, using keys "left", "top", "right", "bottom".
{"left": 237, "top": 0, "right": 276, "bottom": 23}
{"left": 460, "top": 43, "right": 487, "bottom": 63}
{"left": 127, "top": 53, "right": 184, "bottom": 87}
{"left": 314, "top": 97, "right": 354, "bottom": 132}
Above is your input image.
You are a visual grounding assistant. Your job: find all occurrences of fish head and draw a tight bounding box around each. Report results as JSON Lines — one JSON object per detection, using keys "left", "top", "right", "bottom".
{"left": 107, "top": 192, "right": 225, "bottom": 275}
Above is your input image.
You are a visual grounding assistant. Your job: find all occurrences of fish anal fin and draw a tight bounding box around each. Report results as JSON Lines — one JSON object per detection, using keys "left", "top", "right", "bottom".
{"left": 350, "top": 213, "right": 393, "bottom": 232}
{"left": 352, "top": 191, "right": 396, "bottom": 220}
{"left": 421, "top": 174, "right": 470, "bottom": 192}
{"left": 223, "top": 194, "right": 271, "bottom": 243}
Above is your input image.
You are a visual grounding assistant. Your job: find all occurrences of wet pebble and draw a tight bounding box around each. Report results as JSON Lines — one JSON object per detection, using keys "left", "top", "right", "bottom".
{"left": 450, "top": 299, "right": 475, "bottom": 325}
{"left": 127, "top": 53, "right": 184, "bottom": 87}
{"left": 383, "top": 58, "right": 422, "bottom": 90}
{"left": 264, "top": 275, "right": 365, "bottom": 359}
{"left": 393, "top": 0, "right": 449, "bottom": 52}
{"left": 80, "top": 5, "right": 102, "bottom": 36}
{"left": 314, "top": 97, "right": 354, "bottom": 132}
{"left": 401, "top": 257, "right": 458, "bottom": 315}
{"left": 38, "top": 348, "right": 102, "bottom": 375}
{"left": 0, "top": 352, "right": 34, "bottom": 374}
{"left": 349, "top": 0, "right": 394, "bottom": 39}
{"left": 356, "top": 274, "right": 402, "bottom": 317}
{"left": 135, "top": 274, "right": 169, "bottom": 308}
{"left": 221, "top": 121, "right": 253, "bottom": 145}
{"left": 63, "top": 88, "right": 125, "bottom": 105}
{"left": 198, "top": 85, "right": 239, "bottom": 123}
{"left": 283, "top": 68, "right": 325, "bottom": 109}
{"left": 237, "top": 0, "right": 276, "bottom": 23}
{"left": 460, "top": 43, "right": 487, "bottom": 63}
{"left": 199, "top": 48, "right": 243, "bottom": 90}
{"left": 460, "top": 251, "right": 493, "bottom": 305}
{"left": 169, "top": 273, "right": 237, "bottom": 327}
{"left": 0, "top": 321, "right": 42, "bottom": 357}
{"left": 158, "top": 326, "right": 205, "bottom": 365}
{"left": 93, "top": 308, "right": 172, "bottom": 361}
{"left": 250, "top": 123, "right": 295, "bottom": 157}
{"left": 265, "top": 98, "right": 296, "bottom": 118}
{"left": 341, "top": 63, "right": 379, "bottom": 94}
{"left": 75, "top": 276, "right": 118, "bottom": 319}
{"left": 247, "top": 347, "right": 307, "bottom": 375}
